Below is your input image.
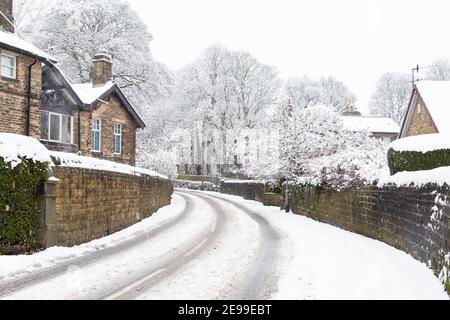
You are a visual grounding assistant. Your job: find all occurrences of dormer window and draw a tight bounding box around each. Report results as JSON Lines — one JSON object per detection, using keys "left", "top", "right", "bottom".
{"left": 1, "top": 54, "right": 16, "bottom": 79}
{"left": 417, "top": 102, "right": 422, "bottom": 114}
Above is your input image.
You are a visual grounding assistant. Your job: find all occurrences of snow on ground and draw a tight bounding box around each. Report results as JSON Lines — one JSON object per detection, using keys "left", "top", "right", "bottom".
{"left": 50, "top": 151, "right": 167, "bottom": 179}
{"left": 0, "top": 133, "right": 53, "bottom": 168}
{"left": 1, "top": 190, "right": 448, "bottom": 300}
{"left": 379, "top": 166, "right": 450, "bottom": 187}
{"left": 390, "top": 133, "right": 450, "bottom": 153}
{"left": 0, "top": 194, "right": 185, "bottom": 283}
{"left": 204, "top": 192, "right": 449, "bottom": 300}
{"left": 1, "top": 192, "right": 260, "bottom": 300}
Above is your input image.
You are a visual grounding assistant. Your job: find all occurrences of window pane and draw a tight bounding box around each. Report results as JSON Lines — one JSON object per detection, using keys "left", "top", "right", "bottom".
{"left": 92, "top": 131, "right": 100, "bottom": 151}
{"left": 114, "top": 124, "right": 122, "bottom": 134}
{"left": 61, "top": 115, "right": 72, "bottom": 144}
{"left": 41, "top": 111, "right": 49, "bottom": 140}
{"left": 1, "top": 56, "right": 15, "bottom": 78}
{"left": 49, "top": 114, "right": 61, "bottom": 141}
{"left": 92, "top": 119, "right": 100, "bottom": 130}
{"left": 114, "top": 135, "right": 121, "bottom": 154}
{"left": 1, "top": 55, "right": 14, "bottom": 67}
{"left": 1, "top": 66, "right": 14, "bottom": 77}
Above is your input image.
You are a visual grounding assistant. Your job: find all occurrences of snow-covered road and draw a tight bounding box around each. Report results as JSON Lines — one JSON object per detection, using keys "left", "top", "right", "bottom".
{"left": 0, "top": 190, "right": 448, "bottom": 300}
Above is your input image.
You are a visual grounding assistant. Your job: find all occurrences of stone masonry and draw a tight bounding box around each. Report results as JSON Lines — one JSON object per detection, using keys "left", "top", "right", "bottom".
{"left": 78, "top": 95, "right": 138, "bottom": 165}
{"left": 405, "top": 94, "right": 438, "bottom": 136}
{"left": 0, "top": 0, "right": 14, "bottom": 33}
{"left": 40, "top": 166, "right": 173, "bottom": 247}
{"left": 288, "top": 184, "right": 450, "bottom": 291}
{"left": 0, "top": 47, "right": 42, "bottom": 139}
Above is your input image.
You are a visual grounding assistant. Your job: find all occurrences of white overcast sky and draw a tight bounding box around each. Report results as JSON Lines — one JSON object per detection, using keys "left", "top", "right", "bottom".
{"left": 128, "top": 0, "right": 450, "bottom": 112}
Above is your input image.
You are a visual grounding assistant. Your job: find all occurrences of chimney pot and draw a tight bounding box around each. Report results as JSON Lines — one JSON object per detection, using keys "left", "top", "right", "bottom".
{"left": 0, "top": 0, "right": 14, "bottom": 33}
{"left": 92, "top": 49, "right": 113, "bottom": 87}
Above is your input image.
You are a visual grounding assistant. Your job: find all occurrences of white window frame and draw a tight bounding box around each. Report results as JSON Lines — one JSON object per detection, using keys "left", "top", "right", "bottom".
{"left": 1, "top": 54, "right": 16, "bottom": 79}
{"left": 41, "top": 111, "right": 74, "bottom": 144}
{"left": 113, "top": 123, "right": 123, "bottom": 155}
{"left": 92, "top": 119, "right": 102, "bottom": 152}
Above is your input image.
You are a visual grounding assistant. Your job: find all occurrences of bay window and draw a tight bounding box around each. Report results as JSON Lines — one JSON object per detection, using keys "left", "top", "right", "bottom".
{"left": 41, "top": 111, "right": 73, "bottom": 144}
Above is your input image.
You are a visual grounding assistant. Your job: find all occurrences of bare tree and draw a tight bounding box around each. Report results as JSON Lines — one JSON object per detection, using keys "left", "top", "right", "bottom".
{"left": 427, "top": 58, "right": 450, "bottom": 81}
{"left": 369, "top": 72, "right": 412, "bottom": 124}
{"left": 21, "top": 0, "right": 173, "bottom": 108}
{"left": 14, "top": 0, "right": 49, "bottom": 32}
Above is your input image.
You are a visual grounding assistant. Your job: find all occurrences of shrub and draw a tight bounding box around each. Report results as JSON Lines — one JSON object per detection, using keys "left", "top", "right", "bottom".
{"left": 0, "top": 157, "right": 49, "bottom": 249}
{"left": 387, "top": 148, "right": 450, "bottom": 175}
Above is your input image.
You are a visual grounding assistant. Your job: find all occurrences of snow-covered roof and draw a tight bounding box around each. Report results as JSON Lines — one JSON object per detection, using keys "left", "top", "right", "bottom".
{"left": 71, "top": 81, "right": 145, "bottom": 128}
{"left": 341, "top": 115, "right": 400, "bottom": 134}
{"left": 0, "top": 31, "right": 55, "bottom": 62}
{"left": 416, "top": 81, "right": 450, "bottom": 133}
{"left": 72, "top": 81, "right": 115, "bottom": 105}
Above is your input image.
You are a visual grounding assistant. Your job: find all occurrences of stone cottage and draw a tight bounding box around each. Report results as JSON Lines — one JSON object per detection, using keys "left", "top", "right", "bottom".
{"left": 0, "top": 0, "right": 145, "bottom": 165}
{"left": 399, "top": 81, "right": 450, "bottom": 138}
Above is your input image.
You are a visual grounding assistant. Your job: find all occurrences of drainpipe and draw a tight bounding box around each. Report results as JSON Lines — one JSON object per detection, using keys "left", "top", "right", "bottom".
{"left": 78, "top": 108, "right": 81, "bottom": 153}
{"left": 26, "top": 58, "right": 38, "bottom": 136}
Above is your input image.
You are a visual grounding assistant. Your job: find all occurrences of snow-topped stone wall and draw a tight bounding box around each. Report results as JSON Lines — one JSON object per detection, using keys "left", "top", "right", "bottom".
{"left": 41, "top": 166, "right": 173, "bottom": 247}
{"left": 288, "top": 184, "right": 450, "bottom": 293}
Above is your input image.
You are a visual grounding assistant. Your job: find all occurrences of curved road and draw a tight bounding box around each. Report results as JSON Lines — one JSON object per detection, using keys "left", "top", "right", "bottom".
{"left": 0, "top": 190, "right": 285, "bottom": 300}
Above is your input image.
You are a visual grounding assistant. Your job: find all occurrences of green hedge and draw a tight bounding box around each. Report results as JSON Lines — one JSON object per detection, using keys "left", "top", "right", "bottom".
{"left": 0, "top": 157, "right": 49, "bottom": 249}
{"left": 387, "top": 148, "right": 450, "bottom": 175}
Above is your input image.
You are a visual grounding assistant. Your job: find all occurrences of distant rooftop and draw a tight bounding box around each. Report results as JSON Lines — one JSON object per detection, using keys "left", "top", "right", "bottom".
{"left": 341, "top": 115, "right": 400, "bottom": 134}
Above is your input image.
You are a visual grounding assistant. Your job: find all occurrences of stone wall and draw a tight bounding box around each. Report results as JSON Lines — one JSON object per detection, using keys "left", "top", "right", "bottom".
{"left": 288, "top": 184, "right": 450, "bottom": 290}
{"left": 40, "top": 166, "right": 173, "bottom": 247}
{"left": 220, "top": 180, "right": 267, "bottom": 202}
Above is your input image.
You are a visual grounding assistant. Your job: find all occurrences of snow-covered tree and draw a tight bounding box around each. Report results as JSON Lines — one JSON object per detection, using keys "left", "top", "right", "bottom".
{"left": 369, "top": 72, "right": 412, "bottom": 125}
{"left": 21, "top": 0, "right": 173, "bottom": 108}
{"left": 273, "top": 103, "right": 389, "bottom": 189}
{"left": 427, "top": 59, "right": 450, "bottom": 81}
{"left": 235, "top": 128, "right": 280, "bottom": 180}
{"left": 172, "top": 46, "right": 281, "bottom": 175}
{"left": 285, "top": 76, "right": 356, "bottom": 112}
{"left": 14, "top": 0, "right": 45, "bottom": 31}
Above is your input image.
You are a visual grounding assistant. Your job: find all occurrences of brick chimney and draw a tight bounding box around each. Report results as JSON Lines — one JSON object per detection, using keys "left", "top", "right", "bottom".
{"left": 92, "top": 50, "right": 113, "bottom": 87}
{"left": 0, "top": 0, "right": 14, "bottom": 33}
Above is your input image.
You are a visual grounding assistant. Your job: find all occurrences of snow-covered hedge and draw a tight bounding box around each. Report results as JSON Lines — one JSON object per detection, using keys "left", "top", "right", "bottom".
{"left": 0, "top": 134, "right": 51, "bottom": 250}
{"left": 0, "top": 133, "right": 52, "bottom": 169}
{"left": 390, "top": 133, "right": 450, "bottom": 153}
{"left": 388, "top": 134, "right": 450, "bottom": 175}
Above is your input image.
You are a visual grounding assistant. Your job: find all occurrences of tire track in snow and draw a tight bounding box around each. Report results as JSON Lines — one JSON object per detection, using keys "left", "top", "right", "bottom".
{"left": 0, "top": 194, "right": 191, "bottom": 299}
{"left": 187, "top": 191, "right": 284, "bottom": 300}
{"left": 98, "top": 191, "right": 227, "bottom": 300}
